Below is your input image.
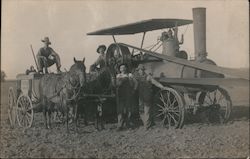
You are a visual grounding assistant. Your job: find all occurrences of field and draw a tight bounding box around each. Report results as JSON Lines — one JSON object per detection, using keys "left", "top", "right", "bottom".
{"left": 0, "top": 80, "right": 249, "bottom": 158}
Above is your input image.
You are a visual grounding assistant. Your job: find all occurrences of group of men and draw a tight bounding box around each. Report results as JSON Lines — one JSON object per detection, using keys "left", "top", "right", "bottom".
{"left": 34, "top": 36, "right": 166, "bottom": 131}
{"left": 35, "top": 26, "right": 184, "bottom": 74}
{"left": 116, "top": 63, "right": 165, "bottom": 131}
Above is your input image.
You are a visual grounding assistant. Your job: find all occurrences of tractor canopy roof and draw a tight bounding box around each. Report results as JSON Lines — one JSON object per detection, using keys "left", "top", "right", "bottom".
{"left": 87, "top": 19, "right": 193, "bottom": 35}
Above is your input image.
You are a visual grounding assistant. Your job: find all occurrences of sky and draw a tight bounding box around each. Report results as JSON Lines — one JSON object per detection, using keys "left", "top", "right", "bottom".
{"left": 1, "top": 0, "right": 249, "bottom": 79}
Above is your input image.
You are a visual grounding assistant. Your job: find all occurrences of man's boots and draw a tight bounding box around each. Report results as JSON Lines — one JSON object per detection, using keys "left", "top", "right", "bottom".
{"left": 57, "top": 68, "right": 62, "bottom": 73}
{"left": 44, "top": 67, "right": 48, "bottom": 74}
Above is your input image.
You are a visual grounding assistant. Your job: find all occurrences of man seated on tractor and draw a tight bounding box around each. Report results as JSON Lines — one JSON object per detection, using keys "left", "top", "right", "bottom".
{"left": 36, "top": 37, "right": 62, "bottom": 74}
{"left": 161, "top": 27, "right": 184, "bottom": 57}
{"left": 89, "top": 45, "right": 107, "bottom": 72}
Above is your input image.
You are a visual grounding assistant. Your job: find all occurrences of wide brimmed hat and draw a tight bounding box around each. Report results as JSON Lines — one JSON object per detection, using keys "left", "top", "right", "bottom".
{"left": 41, "top": 37, "right": 51, "bottom": 45}
{"left": 97, "top": 45, "right": 106, "bottom": 53}
{"left": 118, "top": 63, "right": 128, "bottom": 69}
{"left": 137, "top": 64, "right": 146, "bottom": 71}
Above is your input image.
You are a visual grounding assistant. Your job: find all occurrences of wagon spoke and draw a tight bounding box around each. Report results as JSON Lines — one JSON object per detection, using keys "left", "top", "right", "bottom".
{"left": 24, "top": 115, "right": 28, "bottom": 127}
{"left": 217, "top": 92, "right": 224, "bottom": 103}
{"left": 167, "top": 114, "right": 171, "bottom": 128}
{"left": 20, "top": 114, "right": 25, "bottom": 125}
{"left": 203, "top": 100, "right": 210, "bottom": 106}
{"left": 25, "top": 114, "right": 32, "bottom": 127}
{"left": 161, "top": 115, "right": 167, "bottom": 126}
{"left": 25, "top": 115, "right": 30, "bottom": 127}
{"left": 168, "top": 110, "right": 180, "bottom": 115}
{"left": 26, "top": 112, "right": 32, "bottom": 119}
{"left": 207, "top": 93, "right": 213, "bottom": 103}
{"left": 166, "top": 91, "right": 171, "bottom": 106}
{"left": 170, "top": 98, "right": 177, "bottom": 108}
{"left": 157, "top": 103, "right": 165, "bottom": 110}
{"left": 169, "top": 106, "right": 179, "bottom": 111}
{"left": 157, "top": 111, "right": 165, "bottom": 117}
{"left": 168, "top": 112, "right": 178, "bottom": 125}
{"left": 26, "top": 107, "right": 33, "bottom": 112}
{"left": 160, "top": 93, "right": 166, "bottom": 105}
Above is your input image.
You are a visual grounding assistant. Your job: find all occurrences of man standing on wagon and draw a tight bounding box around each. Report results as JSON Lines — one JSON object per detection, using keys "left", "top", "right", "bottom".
{"left": 36, "top": 37, "right": 62, "bottom": 74}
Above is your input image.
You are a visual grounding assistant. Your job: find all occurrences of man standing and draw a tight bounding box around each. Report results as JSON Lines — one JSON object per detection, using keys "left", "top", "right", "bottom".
{"left": 134, "top": 64, "right": 165, "bottom": 130}
{"left": 116, "top": 64, "right": 137, "bottom": 131}
{"left": 89, "top": 45, "right": 106, "bottom": 72}
{"left": 36, "top": 37, "right": 61, "bottom": 74}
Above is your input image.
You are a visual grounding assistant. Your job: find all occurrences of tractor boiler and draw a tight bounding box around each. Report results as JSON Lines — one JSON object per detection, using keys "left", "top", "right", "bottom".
{"left": 149, "top": 7, "right": 222, "bottom": 79}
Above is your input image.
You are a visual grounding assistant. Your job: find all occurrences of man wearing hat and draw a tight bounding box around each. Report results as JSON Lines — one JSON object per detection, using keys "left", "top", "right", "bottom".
{"left": 116, "top": 64, "right": 138, "bottom": 131}
{"left": 89, "top": 45, "right": 107, "bottom": 72}
{"left": 134, "top": 64, "right": 165, "bottom": 130}
{"left": 36, "top": 37, "right": 61, "bottom": 74}
{"left": 161, "top": 27, "right": 184, "bottom": 56}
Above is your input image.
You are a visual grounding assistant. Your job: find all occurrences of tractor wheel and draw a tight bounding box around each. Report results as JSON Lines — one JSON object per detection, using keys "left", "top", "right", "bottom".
{"left": 198, "top": 87, "right": 232, "bottom": 123}
{"left": 154, "top": 88, "right": 185, "bottom": 129}
{"left": 8, "top": 87, "right": 17, "bottom": 127}
{"left": 16, "top": 94, "right": 34, "bottom": 128}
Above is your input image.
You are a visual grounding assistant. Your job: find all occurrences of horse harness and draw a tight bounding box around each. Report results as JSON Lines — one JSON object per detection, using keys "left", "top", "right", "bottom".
{"left": 47, "top": 73, "right": 82, "bottom": 101}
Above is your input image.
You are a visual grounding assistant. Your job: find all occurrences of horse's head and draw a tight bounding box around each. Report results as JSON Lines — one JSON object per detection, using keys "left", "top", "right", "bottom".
{"left": 69, "top": 57, "right": 87, "bottom": 87}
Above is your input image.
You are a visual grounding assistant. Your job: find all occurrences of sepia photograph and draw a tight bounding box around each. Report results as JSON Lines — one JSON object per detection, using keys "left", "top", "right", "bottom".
{"left": 1, "top": 0, "right": 249, "bottom": 158}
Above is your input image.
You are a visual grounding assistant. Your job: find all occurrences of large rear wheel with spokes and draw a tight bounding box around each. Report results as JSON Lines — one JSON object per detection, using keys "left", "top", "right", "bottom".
{"left": 154, "top": 88, "right": 185, "bottom": 129}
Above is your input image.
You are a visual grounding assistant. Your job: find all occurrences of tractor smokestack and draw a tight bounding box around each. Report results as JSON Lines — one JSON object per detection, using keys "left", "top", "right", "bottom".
{"left": 193, "top": 8, "right": 207, "bottom": 60}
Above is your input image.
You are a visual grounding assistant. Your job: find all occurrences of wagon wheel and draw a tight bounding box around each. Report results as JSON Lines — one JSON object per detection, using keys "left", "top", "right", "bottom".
{"left": 198, "top": 87, "right": 232, "bottom": 123}
{"left": 16, "top": 94, "right": 34, "bottom": 128}
{"left": 8, "top": 87, "right": 16, "bottom": 127}
{"left": 154, "top": 88, "right": 185, "bottom": 129}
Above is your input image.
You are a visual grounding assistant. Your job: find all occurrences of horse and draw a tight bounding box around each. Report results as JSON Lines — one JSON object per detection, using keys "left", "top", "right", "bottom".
{"left": 78, "top": 66, "right": 115, "bottom": 130}
{"left": 39, "top": 57, "right": 86, "bottom": 132}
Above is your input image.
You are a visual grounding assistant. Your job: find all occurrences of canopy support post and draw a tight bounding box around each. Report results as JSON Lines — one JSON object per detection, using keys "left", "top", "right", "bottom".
{"left": 112, "top": 35, "right": 117, "bottom": 43}
{"left": 140, "top": 32, "right": 146, "bottom": 49}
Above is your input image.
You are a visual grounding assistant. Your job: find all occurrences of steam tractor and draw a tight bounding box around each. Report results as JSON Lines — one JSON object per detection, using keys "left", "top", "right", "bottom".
{"left": 87, "top": 8, "right": 249, "bottom": 128}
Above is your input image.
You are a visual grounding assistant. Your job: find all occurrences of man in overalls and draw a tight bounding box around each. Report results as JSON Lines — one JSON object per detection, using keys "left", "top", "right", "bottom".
{"left": 36, "top": 37, "right": 61, "bottom": 74}
{"left": 135, "top": 64, "right": 165, "bottom": 130}
{"left": 116, "top": 64, "right": 138, "bottom": 131}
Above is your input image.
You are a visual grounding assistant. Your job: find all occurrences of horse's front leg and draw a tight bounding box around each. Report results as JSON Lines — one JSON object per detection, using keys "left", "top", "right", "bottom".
{"left": 42, "top": 97, "right": 48, "bottom": 129}
{"left": 83, "top": 106, "right": 88, "bottom": 126}
{"left": 74, "top": 102, "right": 78, "bottom": 132}
{"left": 48, "top": 102, "right": 53, "bottom": 129}
{"left": 62, "top": 96, "right": 69, "bottom": 133}
{"left": 66, "top": 106, "right": 69, "bottom": 133}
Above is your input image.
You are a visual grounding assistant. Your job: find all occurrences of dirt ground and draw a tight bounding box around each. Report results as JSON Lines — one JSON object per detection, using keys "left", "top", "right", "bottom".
{"left": 1, "top": 81, "right": 249, "bottom": 158}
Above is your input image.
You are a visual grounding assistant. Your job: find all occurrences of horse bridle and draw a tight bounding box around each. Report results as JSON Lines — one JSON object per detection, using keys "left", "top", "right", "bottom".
{"left": 65, "top": 74, "right": 83, "bottom": 101}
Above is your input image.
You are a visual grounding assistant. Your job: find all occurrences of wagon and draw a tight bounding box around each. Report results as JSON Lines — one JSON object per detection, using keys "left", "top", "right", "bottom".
{"left": 8, "top": 73, "right": 43, "bottom": 128}
{"left": 7, "top": 71, "right": 116, "bottom": 129}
